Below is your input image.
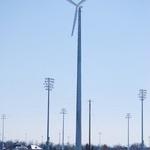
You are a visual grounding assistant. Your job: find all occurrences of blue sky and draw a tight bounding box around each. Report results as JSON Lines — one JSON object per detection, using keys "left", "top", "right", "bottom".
{"left": 0, "top": 0, "right": 150, "bottom": 146}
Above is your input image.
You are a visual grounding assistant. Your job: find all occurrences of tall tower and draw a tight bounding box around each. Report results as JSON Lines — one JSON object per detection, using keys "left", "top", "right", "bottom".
{"left": 65, "top": 1, "right": 86, "bottom": 150}
{"left": 76, "top": 7, "right": 82, "bottom": 150}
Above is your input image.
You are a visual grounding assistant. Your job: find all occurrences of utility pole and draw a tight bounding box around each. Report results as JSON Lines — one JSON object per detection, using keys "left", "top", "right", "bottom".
{"left": 60, "top": 108, "right": 67, "bottom": 150}
{"left": 1, "top": 114, "right": 6, "bottom": 150}
{"left": 89, "top": 100, "right": 91, "bottom": 150}
{"left": 44, "top": 78, "right": 54, "bottom": 150}
{"left": 125, "top": 113, "right": 131, "bottom": 150}
{"left": 148, "top": 136, "right": 150, "bottom": 148}
{"left": 98, "top": 132, "right": 102, "bottom": 150}
{"left": 41, "top": 136, "right": 43, "bottom": 144}
{"left": 67, "top": 136, "right": 70, "bottom": 146}
{"left": 139, "top": 89, "right": 147, "bottom": 150}
{"left": 25, "top": 133, "right": 27, "bottom": 143}
{"left": 59, "top": 132, "right": 61, "bottom": 149}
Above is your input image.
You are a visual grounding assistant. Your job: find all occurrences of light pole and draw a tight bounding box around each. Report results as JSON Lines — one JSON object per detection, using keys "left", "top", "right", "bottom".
{"left": 60, "top": 108, "right": 67, "bottom": 150}
{"left": 98, "top": 132, "right": 102, "bottom": 150}
{"left": 25, "top": 133, "right": 27, "bottom": 143}
{"left": 148, "top": 136, "right": 150, "bottom": 148}
{"left": 1, "top": 114, "right": 6, "bottom": 150}
{"left": 59, "top": 132, "right": 61, "bottom": 149}
{"left": 139, "top": 89, "right": 146, "bottom": 150}
{"left": 41, "top": 136, "right": 43, "bottom": 144}
{"left": 125, "top": 113, "right": 131, "bottom": 150}
{"left": 44, "top": 78, "right": 54, "bottom": 150}
{"left": 67, "top": 136, "right": 70, "bottom": 146}
{"left": 89, "top": 100, "right": 91, "bottom": 150}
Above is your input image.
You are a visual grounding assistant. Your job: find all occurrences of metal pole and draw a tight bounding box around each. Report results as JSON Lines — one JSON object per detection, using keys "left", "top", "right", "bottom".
{"left": 148, "top": 136, "right": 150, "bottom": 148}
{"left": 1, "top": 114, "right": 6, "bottom": 150}
{"left": 47, "top": 85, "right": 50, "bottom": 150}
{"left": 98, "top": 132, "right": 101, "bottom": 150}
{"left": 141, "top": 98, "right": 144, "bottom": 150}
{"left": 126, "top": 113, "right": 131, "bottom": 150}
{"left": 67, "top": 136, "right": 70, "bottom": 146}
{"left": 65, "top": 1, "right": 86, "bottom": 150}
{"left": 41, "top": 136, "right": 43, "bottom": 144}
{"left": 76, "top": 7, "right": 82, "bottom": 150}
{"left": 62, "top": 112, "right": 64, "bottom": 150}
{"left": 128, "top": 116, "right": 129, "bottom": 150}
{"left": 89, "top": 100, "right": 91, "bottom": 150}
{"left": 44, "top": 78, "right": 54, "bottom": 150}
{"left": 139, "top": 89, "right": 146, "bottom": 150}
{"left": 59, "top": 132, "right": 61, "bottom": 149}
{"left": 25, "top": 133, "right": 27, "bottom": 143}
{"left": 61, "top": 108, "right": 66, "bottom": 150}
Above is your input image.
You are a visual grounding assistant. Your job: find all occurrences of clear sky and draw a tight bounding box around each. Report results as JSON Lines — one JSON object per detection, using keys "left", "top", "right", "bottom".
{"left": 0, "top": 0, "right": 150, "bottom": 147}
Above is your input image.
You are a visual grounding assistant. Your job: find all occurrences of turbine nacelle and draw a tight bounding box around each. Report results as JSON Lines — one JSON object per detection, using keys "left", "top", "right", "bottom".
{"left": 66, "top": 0, "right": 86, "bottom": 36}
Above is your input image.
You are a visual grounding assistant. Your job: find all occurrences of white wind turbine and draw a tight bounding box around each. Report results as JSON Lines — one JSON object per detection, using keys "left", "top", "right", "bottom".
{"left": 65, "top": 1, "right": 86, "bottom": 150}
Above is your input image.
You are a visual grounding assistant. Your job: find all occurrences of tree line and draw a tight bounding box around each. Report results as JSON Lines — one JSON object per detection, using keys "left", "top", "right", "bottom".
{"left": 0, "top": 141, "right": 150, "bottom": 150}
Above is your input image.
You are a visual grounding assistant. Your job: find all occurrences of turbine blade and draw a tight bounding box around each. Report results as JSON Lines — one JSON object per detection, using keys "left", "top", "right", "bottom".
{"left": 66, "top": 0, "right": 77, "bottom": 6}
{"left": 77, "top": 0, "right": 86, "bottom": 6}
{"left": 71, "top": 7, "right": 78, "bottom": 36}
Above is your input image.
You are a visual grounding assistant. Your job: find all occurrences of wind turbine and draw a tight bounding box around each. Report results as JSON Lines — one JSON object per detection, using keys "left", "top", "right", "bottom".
{"left": 65, "top": 1, "right": 86, "bottom": 150}
{"left": 66, "top": 0, "right": 86, "bottom": 36}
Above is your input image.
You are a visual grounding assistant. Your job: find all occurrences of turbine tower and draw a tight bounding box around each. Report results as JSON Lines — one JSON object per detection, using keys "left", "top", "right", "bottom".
{"left": 65, "top": 1, "right": 86, "bottom": 150}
